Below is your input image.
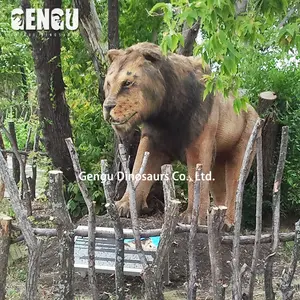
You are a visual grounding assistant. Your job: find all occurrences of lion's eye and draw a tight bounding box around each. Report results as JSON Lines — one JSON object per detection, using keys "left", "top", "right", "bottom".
{"left": 123, "top": 80, "right": 133, "bottom": 88}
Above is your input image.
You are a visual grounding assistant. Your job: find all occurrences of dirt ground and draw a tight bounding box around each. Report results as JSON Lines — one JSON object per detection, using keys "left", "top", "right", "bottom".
{"left": 3, "top": 196, "right": 300, "bottom": 300}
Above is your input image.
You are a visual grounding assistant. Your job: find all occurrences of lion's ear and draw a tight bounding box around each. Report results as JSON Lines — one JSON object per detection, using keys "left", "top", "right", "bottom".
{"left": 131, "top": 43, "right": 162, "bottom": 63}
{"left": 107, "top": 49, "right": 124, "bottom": 63}
{"left": 140, "top": 48, "right": 162, "bottom": 63}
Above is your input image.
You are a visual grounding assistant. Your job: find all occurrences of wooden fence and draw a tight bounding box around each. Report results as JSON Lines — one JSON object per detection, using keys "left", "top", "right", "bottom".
{"left": 0, "top": 119, "right": 299, "bottom": 300}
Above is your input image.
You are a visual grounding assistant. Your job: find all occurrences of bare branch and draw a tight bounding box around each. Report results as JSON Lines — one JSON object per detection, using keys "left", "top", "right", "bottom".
{"left": 232, "top": 118, "right": 264, "bottom": 300}
{"left": 265, "top": 126, "right": 289, "bottom": 300}
{"left": 101, "top": 159, "right": 125, "bottom": 300}
{"left": 188, "top": 164, "right": 202, "bottom": 300}
{"left": 0, "top": 151, "right": 42, "bottom": 300}
{"left": 0, "top": 123, "right": 32, "bottom": 215}
{"left": 48, "top": 170, "right": 74, "bottom": 299}
{"left": 134, "top": 151, "right": 150, "bottom": 189}
{"left": 280, "top": 219, "right": 300, "bottom": 299}
{"left": 235, "top": 0, "right": 248, "bottom": 15}
{"left": 65, "top": 138, "right": 98, "bottom": 298}
{"left": 247, "top": 132, "right": 264, "bottom": 299}
{"left": 118, "top": 144, "right": 148, "bottom": 268}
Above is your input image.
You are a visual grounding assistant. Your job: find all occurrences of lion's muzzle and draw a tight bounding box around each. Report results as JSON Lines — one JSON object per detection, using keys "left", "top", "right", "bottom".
{"left": 103, "top": 99, "right": 116, "bottom": 121}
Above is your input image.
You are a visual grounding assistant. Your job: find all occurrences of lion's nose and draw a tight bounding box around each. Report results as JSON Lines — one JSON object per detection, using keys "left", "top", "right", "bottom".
{"left": 103, "top": 101, "right": 116, "bottom": 121}
{"left": 104, "top": 102, "right": 116, "bottom": 112}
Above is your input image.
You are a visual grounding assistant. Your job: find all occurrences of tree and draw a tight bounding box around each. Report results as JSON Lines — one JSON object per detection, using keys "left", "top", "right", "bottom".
{"left": 73, "top": 0, "right": 107, "bottom": 103}
{"left": 20, "top": 0, "right": 75, "bottom": 183}
{"left": 108, "top": 0, "right": 119, "bottom": 49}
{"left": 151, "top": 0, "right": 300, "bottom": 103}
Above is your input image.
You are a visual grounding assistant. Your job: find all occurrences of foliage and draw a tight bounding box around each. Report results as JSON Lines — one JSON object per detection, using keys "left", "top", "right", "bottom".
{"left": 0, "top": 1, "right": 36, "bottom": 117}
{"left": 240, "top": 48, "right": 300, "bottom": 215}
{"left": 119, "top": 0, "right": 165, "bottom": 47}
{"left": 60, "top": 30, "right": 114, "bottom": 217}
{"left": 0, "top": 0, "right": 114, "bottom": 217}
{"left": 151, "top": 0, "right": 300, "bottom": 223}
{"left": 1, "top": 0, "right": 300, "bottom": 222}
{"left": 150, "top": 0, "right": 300, "bottom": 104}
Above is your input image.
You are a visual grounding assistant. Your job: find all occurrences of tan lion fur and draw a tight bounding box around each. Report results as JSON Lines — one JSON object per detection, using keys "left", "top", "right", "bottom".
{"left": 103, "top": 42, "right": 259, "bottom": 226}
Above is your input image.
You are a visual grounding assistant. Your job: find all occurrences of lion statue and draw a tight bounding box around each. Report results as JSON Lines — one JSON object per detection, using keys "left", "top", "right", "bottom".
{"left": 103, "top": 42, "right": 258, "bottom": 227}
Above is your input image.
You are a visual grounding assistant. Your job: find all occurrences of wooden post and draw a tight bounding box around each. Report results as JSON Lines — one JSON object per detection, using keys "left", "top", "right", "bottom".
{"left": 257, "top": 91, "right": 279, "bottom": 204}
{"left": 8, "top": 121, "right": 20, "bottom": 184}
{"left": 232, "top": 118, "right": 264, "bottom": 300}
{"left": 0, "top": 214, "right": 12, "bottom": 300}
{"left": 280, "top": 220, "right": 300, "bottom": 300}
{"left": 188, "top": 164, "right": 202, "bottom": 300}
{"left": 143, "top": 164, "right": 180, "bottom": 300}
{"left": 118, "top": 144, "right": 149, "bottom": 268}
{"left": 265, "top": 126, "right": 289, "bottom": 300}
{"left": 65, "top": 138, "right": 98, "bottom": 299}
{"left": 101, "top": 159, "right": 125, "bottom": 300}
{"left": 208, "top": 206, "right": 227, "bottom": 300}
{"left": 0, "top": 151, "right": 43, "bottom": 300}
{"left": 119, "top": 144, "right": 180, "bottom": 300}
{"left": 247, "top": 131, "right": 264, "bottom": 300}
{"left": 48, "top": 170, "right": 75, "bottom": 299}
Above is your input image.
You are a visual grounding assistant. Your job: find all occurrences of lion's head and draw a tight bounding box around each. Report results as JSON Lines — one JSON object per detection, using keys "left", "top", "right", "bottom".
{"left": 103, "top": 43, "right": 167, "bottom": 135}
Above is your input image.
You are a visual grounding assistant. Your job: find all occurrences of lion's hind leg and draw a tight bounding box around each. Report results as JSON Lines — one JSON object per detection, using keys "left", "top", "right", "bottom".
{"left": 181, "top": 128, "right": 216, "bottom": 225}
{"left": 210, "top": 158, "right": 226, "bottom": 207}
{"left": 224, "top": 137, "right": 256, "bottom": 229}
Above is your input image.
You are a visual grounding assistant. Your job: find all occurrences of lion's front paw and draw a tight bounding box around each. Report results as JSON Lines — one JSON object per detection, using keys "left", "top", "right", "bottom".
{"left": 115, "top": 198, "right": 131, "bottom": 218}
{"left": 115, "top": 196, "right": 149, "bottom": 218}
{"left": 223, "top": 218, "right": 235, "bottom": 232}
{"left": 180, "top": 210, "right": 193, "bottom": 224}
{"left": 180, "top": 210, "right": 207, "bottom": 225}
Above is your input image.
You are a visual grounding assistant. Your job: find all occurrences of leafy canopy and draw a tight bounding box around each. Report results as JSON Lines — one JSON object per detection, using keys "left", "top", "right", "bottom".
{"left": 150, "top": 0, "right": 300, "bottom": 109}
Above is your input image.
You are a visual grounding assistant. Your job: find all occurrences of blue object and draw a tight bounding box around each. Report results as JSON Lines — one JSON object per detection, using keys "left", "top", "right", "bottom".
{"left": 150, "top": 236, "right": 160, "bottom": 247}
{"left": 124, "top": 236, "right": 160, "bottom": 248}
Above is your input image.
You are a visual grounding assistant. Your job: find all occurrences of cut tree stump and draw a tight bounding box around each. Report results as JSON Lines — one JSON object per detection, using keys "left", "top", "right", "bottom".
{"left": 208, "top": 206, "right": 227, "bottom": 300}
{"left": 0, "top": 214, "right": 12, "bottom": 300}
{"left": 257, "top": 91, "right": 279, "bottom": 204}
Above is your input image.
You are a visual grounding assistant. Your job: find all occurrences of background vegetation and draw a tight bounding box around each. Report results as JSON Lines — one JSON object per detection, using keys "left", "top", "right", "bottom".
{"left": 0, "top": 0, "right": 299, "bottom": 225}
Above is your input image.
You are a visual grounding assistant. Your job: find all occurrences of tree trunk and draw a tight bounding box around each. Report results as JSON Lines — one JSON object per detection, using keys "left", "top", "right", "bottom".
{"left": 20, "top": 66, "right": 29, "bottom": 120}
{"left": 73, "top": 0, "right": 107, "bottom": 103}
{"left": 257, "top": 92, "right": 279, "bottom": 203}
{"left": 108, "top": 0, "right": 119, "bottom": 49}
{"left": 177, "top": 21, "right": 200, "bottom": 56}
{"left": 21, "top": 0, "right": 75, "bottom": 183}
{"left": 0, "top": 133, "right": 5, "bottom": 201}
{"left": 8, "top": 122, "right": 20, "bottom": 185}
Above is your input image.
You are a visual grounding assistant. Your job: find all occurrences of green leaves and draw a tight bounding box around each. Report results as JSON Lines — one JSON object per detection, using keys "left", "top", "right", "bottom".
{"left": 162, "top": 33, "right": 183, "bottom": 54}
{"left": 233, "top": 97, "right": 249, "bottom": 114}
{"left": 223, "top": 55, "right": 237, "bottom": 75}
{"left": 151, "top": 0, "right": 300, "bottom": 102}
{"left": 278, "top": 22, "right": 300, "bottom": 51}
